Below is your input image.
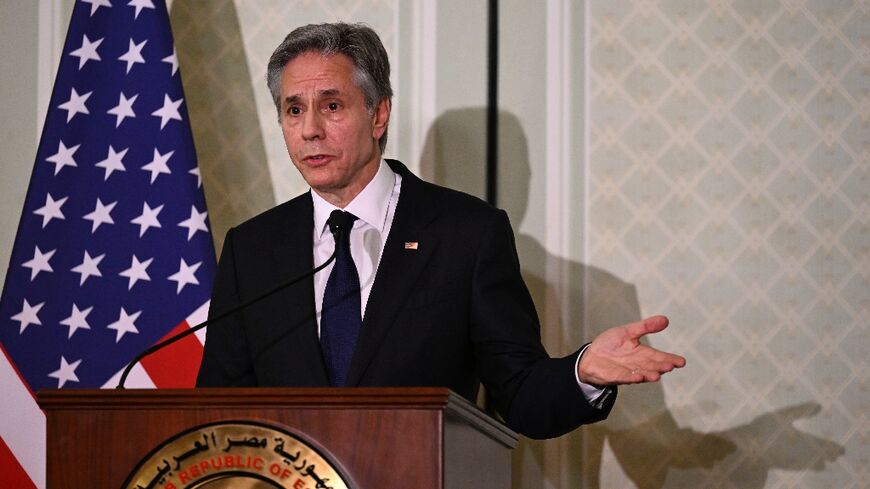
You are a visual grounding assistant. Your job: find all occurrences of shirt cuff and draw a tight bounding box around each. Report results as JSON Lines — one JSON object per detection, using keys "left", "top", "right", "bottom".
{"left": 575, "top": 344, "right": 612, "bottom": 408}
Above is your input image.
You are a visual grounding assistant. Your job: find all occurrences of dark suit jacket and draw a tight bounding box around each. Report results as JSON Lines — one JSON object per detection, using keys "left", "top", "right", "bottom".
{"left": 197, "top": 159, "right": 614, "bottom": 439}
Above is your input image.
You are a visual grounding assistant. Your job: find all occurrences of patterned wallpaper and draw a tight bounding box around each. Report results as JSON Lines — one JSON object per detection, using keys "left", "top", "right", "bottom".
{"left": 170, "top": 0, "right": 276, "bottom": 256}
{"left": 585, "top": 1, "right": 867, "bottom": 488}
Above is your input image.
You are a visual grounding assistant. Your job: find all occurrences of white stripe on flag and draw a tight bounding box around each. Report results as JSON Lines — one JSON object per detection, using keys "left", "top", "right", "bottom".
{"left": 0, "top": 348, "right": 45, "bottom": 488}
{"left": 188, "top": 300, "right": 209, "bottom": 345}
{"left": 101, "top": 362, "right": 157, "bottom": 389}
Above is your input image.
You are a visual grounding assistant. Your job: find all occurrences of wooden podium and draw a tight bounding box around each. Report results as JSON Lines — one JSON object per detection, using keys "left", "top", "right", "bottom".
{"left": 37, "top": 387, "right": 517, "bottom": 488}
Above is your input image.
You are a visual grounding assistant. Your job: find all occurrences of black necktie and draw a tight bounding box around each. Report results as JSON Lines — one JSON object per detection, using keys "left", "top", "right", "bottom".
{"left": 320, "top": 210, "right": 361, "bottom": 386}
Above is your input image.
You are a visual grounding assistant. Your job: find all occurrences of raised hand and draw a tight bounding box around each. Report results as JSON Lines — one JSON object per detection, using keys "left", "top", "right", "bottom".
{"left": 578, "top": 315, "right": 686, "bottom": 386}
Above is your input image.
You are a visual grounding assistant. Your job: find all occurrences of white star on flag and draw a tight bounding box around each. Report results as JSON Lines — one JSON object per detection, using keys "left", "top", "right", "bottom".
{"left": 142, "top": 148, "right": 174, "bottom": 183}
{"left": 68, "top": 34, "right": 103, "bottom": 68}
{"left": 33, "top": 193, "right": 68, "bottom": 228}
{"left": 48, "top": 356, "right": 82, "bottom": 388}
{"left": 128, "top": 0, "right": 156, "bottom": 19}
{"left": 107, "top": 307, "right": 142, "bottom": 342}
{"left": 95, "top": 145, "right": 128, "bottom": 180}
{"left": 151, "top": 94, "right": 183, "bottom": 129}
{"left": 178, "top": 206, "right": 209, "bottom": 240}
{"left": 82, "top": 198, "right": 117, "bottom": 233}
{"left": 58, "top": 88, "right": 93, "bottom": 122}
{"left": 119, "top": 255, "right": 153, "bottom": 290}
{"left": 131, "top": 202, "right": 164, "bottom": 237}
{"left": 162, "top": 47, "right": 178, "bottom": 76}
{"left": 10, "top": 299, "right": 45, "bottom": 334}
{"left": 81, "top": 0, "right": 112, "bottom": 17}
{"left": 189, "top": 167, "right": 202, "bottom": 188}
{"left": 59, "top": 303, "right": 93, "bottom": 339}
{"left": 107, "top": 92, "right": 138, "bottom": 127}
{"left": 21, "top": 246, "right": 55, "bottom": 281}
{"left": 71, "top": 251, "right": 105, "bottom": 285}
{"left": 45, "top": 140, "right": 80, "bottom": 175}
{"left": 118, "top": 38, "right": 147, "bottom": 74}
{"left": 168, "top": 258, "right": 201, "bottom": 294}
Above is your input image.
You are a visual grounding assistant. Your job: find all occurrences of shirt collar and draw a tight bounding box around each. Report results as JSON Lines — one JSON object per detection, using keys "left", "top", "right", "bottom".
{"left": 312, "top": 159, "right": 395, "bottom": 241}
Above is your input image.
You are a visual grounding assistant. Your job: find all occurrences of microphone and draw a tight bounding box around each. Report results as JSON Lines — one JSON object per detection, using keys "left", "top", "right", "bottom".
{"left": 326, "top": 209, "right": 355, "bottom": 238}
{"left": 116, "top": 209, "right": 352, "bottom": 389}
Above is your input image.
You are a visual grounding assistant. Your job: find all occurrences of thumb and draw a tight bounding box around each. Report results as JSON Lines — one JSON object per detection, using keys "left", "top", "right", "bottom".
{"left": 624, "top": 315, "right": 669, "bottom": 339}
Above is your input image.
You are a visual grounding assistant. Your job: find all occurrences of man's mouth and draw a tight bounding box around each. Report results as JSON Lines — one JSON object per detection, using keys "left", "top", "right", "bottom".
{"left": 303, "top": 154, "right": 332, "bottom": 165}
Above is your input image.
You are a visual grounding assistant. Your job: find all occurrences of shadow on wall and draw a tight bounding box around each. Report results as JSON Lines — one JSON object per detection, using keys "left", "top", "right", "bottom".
{"left": 420, "top": 108, "right": 844, "bottom": 489}
{"left": 170, "top": 0, "right": 275, "bottom": 257}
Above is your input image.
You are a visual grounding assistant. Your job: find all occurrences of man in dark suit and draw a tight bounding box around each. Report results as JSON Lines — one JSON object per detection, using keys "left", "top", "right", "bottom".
{"left": 197, "top": 23, "right": 685, "bottom": 440}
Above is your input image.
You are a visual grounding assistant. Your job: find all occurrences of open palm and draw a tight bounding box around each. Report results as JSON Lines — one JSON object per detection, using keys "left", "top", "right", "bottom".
{"left": 578, "top": 315, "right": 686, "bottom": 385}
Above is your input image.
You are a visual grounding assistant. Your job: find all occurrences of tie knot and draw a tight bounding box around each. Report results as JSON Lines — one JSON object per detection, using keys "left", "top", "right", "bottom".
{"left": 326, "top": 210, "right": 357, "bottom": 241}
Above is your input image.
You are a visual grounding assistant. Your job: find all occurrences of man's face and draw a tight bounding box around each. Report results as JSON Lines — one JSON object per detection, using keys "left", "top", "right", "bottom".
{"left": 279, "top": 51, "right": 389, "bottom": 206}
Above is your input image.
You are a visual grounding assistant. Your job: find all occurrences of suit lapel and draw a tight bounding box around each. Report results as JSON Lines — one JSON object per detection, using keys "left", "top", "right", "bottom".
{"left": 345, "top": 161, "right": 439, "bottom": 385}
{"left": 267, "top": 194, "right": 330, "bottom": 385}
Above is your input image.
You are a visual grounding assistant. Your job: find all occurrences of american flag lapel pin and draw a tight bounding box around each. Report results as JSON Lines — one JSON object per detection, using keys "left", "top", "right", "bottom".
{"left": 404, "top": 241, "right": 419, "bottom": 250}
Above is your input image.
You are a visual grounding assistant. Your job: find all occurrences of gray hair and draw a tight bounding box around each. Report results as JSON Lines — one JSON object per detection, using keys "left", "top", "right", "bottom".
{"left": 267, "top": 22, "right": 393, "bottom": 152}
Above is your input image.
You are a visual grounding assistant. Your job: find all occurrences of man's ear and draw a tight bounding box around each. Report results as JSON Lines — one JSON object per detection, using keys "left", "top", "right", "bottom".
{"left": 371, "top": 98, "right": 391, "bottom": 140}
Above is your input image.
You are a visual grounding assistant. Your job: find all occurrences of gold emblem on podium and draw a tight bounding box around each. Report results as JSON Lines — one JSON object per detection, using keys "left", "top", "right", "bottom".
{"left": 123, "top": 421, "right": 352, "bottom": 489}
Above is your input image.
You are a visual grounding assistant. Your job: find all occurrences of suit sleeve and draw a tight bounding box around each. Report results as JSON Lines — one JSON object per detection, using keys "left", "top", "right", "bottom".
{"left": 470, "top": 210, "right": 615, "bottom": 439}
{"left": 196, "top": 227, "right": 258, "bottom": 387}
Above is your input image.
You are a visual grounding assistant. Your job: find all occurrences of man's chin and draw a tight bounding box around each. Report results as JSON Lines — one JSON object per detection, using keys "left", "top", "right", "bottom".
{"left": 303, "top": 172, "right": 346, "bottom": 199}
{"left": 295, "top": 165, "right": 336, "bottom": 187}
{"left": 303, "top": 173, "right": 340, "bottom": 191}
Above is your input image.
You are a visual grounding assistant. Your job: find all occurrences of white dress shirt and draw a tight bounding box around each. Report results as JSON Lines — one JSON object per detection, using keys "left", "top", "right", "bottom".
{"left": 311, "top": 160, "right": 401, "bottom": 332}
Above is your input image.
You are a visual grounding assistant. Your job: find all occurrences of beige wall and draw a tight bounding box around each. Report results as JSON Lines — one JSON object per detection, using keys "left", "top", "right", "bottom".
{"left": 1, "top": 2, "right": 43, "bottom": 299}
{"left": 0, "top": 0, "right": 75, "bottom": 303}
{"left": 1, "top": 1, "right": 866, "bottom": 488}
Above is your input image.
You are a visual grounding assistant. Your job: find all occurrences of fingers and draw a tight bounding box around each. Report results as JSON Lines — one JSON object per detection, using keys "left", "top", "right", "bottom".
{"left": 650, "top": 359, "right": 680, "bottom": 373}
{"left": 624, "top": 316, "right": 687, "bottom": 369}
{"left": 631, "top": 359, "right": 680, "bottom": 377}
{"left": 639, "top": 370, "right": 661, "bottom": 382}
{"left": 625, "top": 341, "right": 686, "bottom": 369}
{"left": 583, "top": 356, "right": 683, "bottom": 386}
{"left": 647, "top": 348, "right": 687, "bottom": 368}
{"left": 624, "top": 368, "right": 660, "bottom": 384}
{"left": 628, "top": 347, "right": 687, "bottom": 380}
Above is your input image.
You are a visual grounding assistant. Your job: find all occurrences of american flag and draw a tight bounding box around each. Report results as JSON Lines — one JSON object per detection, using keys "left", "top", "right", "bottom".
{"left": 0, "top": 1, "right": 215, "bottom": 486}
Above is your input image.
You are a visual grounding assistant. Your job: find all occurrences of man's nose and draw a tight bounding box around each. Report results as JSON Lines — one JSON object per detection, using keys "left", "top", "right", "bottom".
{"left": 301, "top": 109, "right": 324, "bottom": 140}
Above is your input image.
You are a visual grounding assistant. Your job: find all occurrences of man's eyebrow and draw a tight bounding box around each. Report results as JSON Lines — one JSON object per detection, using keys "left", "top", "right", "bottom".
{"left": 318, "top": 88, "right": 341, "bottom": 97}
{"left": 283, "top": 89, "right": 344, "bottom": 106}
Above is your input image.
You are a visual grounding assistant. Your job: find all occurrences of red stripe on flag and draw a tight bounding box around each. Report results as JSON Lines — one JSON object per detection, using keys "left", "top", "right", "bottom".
{"left": 139, "top": 321, "right": 203, "bottom": 388}
{"left": 0, "top": 436, "right": 37, "bottom": 489}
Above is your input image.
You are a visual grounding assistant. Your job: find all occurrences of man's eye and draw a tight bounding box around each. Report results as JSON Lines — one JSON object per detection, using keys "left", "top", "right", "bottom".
{"left": 288, "top": 106, "right": 301, "bottom": 116}
{"left": 327, "top": 102, "right": 339, "bottom": 112}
